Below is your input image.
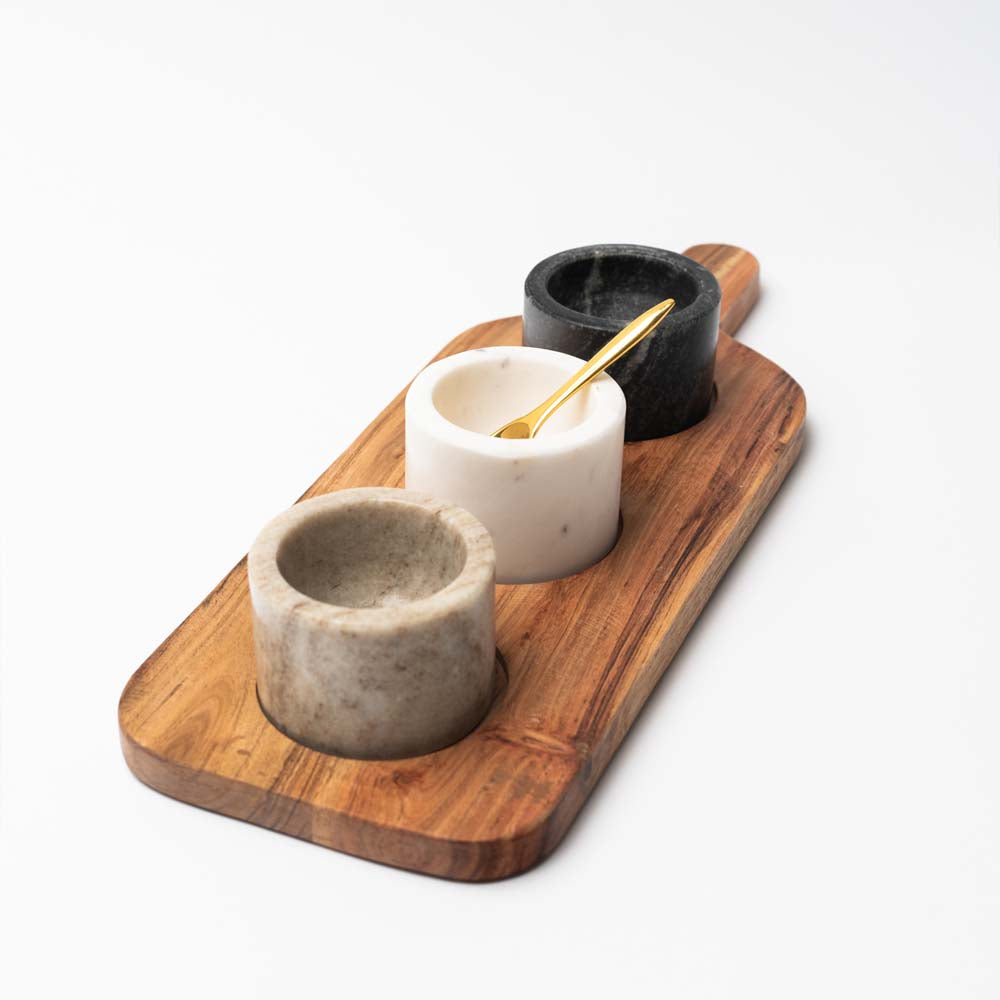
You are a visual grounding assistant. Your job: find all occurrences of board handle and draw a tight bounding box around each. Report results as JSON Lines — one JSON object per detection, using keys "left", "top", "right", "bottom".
{"left": 683, "top": 244, "right": 760, "bottom": 339}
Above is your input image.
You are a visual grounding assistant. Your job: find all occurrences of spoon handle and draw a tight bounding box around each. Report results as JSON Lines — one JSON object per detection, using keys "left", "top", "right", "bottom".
{"left": 526, "top": 298, "right": 676, "bottom": 437}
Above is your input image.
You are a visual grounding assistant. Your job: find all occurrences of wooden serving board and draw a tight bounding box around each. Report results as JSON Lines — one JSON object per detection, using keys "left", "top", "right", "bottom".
{"left": 119, "top": 244, "right": 805, "bottom": 880}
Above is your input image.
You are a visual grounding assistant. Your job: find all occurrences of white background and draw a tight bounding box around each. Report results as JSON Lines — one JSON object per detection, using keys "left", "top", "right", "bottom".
{"left": 1, "top": 1, "right": 998, "bottom": 997}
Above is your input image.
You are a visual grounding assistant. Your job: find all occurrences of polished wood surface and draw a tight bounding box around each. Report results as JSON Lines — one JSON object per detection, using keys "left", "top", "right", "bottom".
{"left": 119, "top": 244, "right": 805, "bottom": 880}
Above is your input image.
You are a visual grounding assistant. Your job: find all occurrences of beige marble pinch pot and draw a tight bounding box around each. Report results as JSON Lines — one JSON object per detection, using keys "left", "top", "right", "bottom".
{"left": 248, "top": 487, "right": 496, "bottom": 760}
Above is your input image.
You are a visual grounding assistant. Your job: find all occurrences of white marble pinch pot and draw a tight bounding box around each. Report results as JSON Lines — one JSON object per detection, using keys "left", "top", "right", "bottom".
{"left": 405, "top": 346, "right": 626, "bottom": 584}
{"left": 248, "top": 488, "right": 496, "bottom": 759}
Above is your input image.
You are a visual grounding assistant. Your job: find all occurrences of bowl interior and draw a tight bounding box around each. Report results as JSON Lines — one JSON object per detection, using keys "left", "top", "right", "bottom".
{"left": 432, "top": 352, "right": 599, "bottom": 437}
{"left": 546, "top": 253, "right": 699, "bottom": 323}
{"left": 277, "top": 502, "right": 467, "bottom": 608}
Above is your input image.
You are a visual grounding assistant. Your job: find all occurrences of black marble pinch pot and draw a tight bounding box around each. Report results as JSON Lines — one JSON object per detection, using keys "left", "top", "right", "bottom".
{"left": 523, "top": 244, "right": 722, "bottom": 441}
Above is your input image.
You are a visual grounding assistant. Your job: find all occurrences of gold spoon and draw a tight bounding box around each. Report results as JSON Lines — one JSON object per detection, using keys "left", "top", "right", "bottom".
{"left": 491, "top": 298, "right": 676, "bottom": 440}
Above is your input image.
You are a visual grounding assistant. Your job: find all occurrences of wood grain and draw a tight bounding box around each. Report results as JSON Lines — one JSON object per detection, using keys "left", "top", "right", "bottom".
{"left": 119, "top": 244, "right": 805, "bottom": 880}
{"left": 685, "top": 243, "right": 761, "bottom": 337}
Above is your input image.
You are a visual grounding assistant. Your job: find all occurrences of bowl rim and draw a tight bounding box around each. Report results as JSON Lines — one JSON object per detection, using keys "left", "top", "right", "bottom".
{"left": 524, "top": 243, "right": 721, "bottom": 334}
{"left": 248, "top": 487, "right": 495, "bottom": 632}
{"left": 405, "top": 344, "right": 626, "bottom": 460}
